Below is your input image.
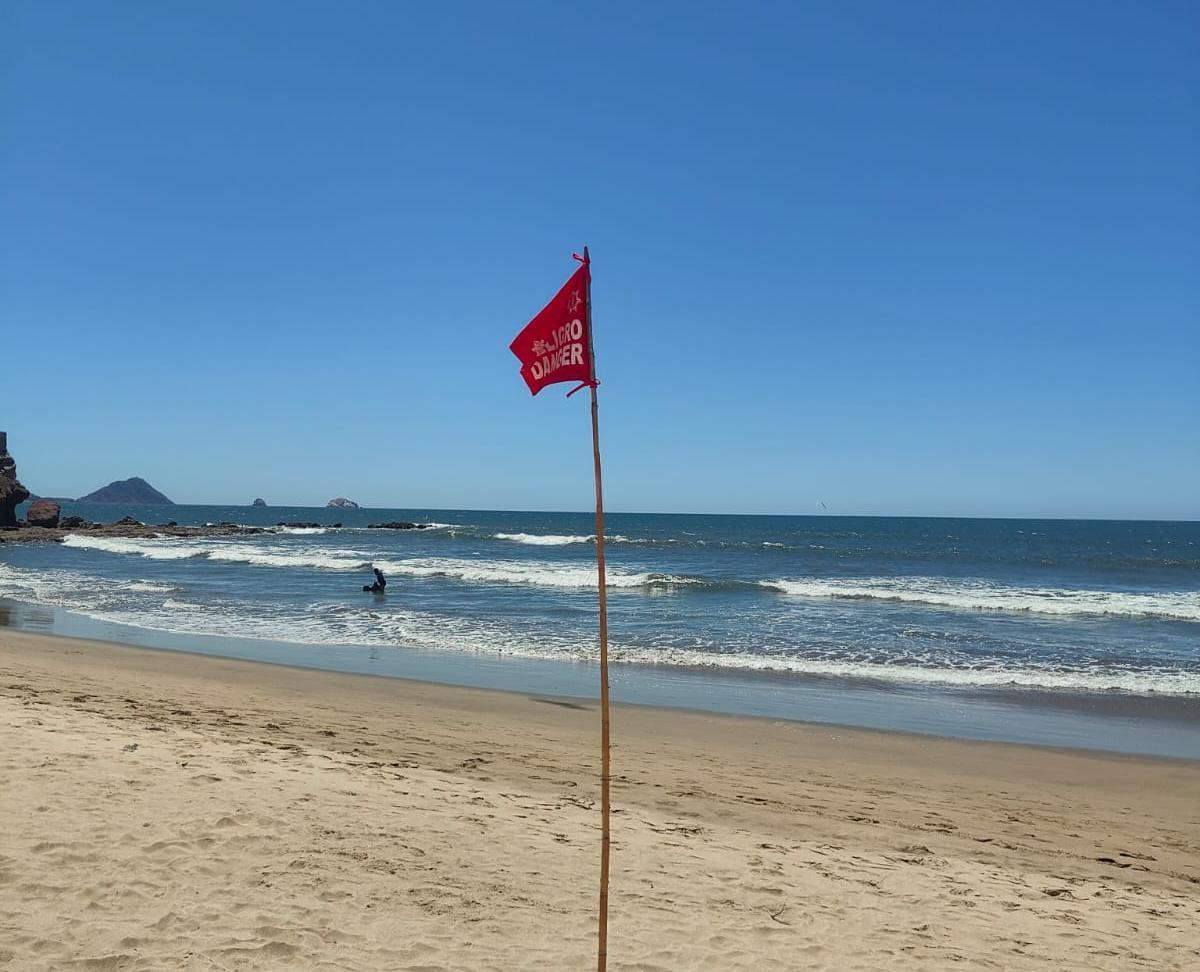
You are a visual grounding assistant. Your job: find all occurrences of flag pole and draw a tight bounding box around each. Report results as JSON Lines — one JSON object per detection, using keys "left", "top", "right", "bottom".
{"left": 583, "top": 245, "right": 612, "bottom": 972}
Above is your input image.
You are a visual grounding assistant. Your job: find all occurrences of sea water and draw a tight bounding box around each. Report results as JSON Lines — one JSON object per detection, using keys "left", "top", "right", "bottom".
{"left": 2, "top": 506, "right": 1197, "bottom": 756}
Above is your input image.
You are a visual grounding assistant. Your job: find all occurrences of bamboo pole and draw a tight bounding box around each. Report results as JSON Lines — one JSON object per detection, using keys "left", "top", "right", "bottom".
{"left": 583, "top": 246, "right": 612, "bottom": 972}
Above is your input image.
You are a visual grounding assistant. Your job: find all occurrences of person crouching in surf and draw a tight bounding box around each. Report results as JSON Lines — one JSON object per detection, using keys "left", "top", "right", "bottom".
{"left": 363, "top": 566, "right": 386, "bottom": 593}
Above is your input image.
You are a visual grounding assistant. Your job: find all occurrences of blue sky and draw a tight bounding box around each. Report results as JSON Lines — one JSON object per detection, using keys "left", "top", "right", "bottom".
{"left": 2, "top": 1, "right": 1197, "bottom": 518}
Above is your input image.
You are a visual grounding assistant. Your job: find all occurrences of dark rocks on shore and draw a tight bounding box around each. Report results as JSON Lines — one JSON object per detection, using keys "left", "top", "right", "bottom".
{"left": 0, "top": 517, "right": 270, "bottom": 545}
{"left": 326, "top": 497, "right": 359, "bottom": 509}
{"left": 368, "top": 521, "right": 431, "bottom": 530}
{"left": 25, "top": 499, "right": 61, "bottom": 528}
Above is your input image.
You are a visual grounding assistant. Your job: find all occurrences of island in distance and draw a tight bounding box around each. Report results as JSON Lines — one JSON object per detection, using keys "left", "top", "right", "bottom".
{"left": 252, "top": 498, "right": 267, "bottom": 507}
{"left": 77, "top": 477, "right": 174, "bottom": 505}
{"left": 326, "top": 497, "right": 359, "bottom": 509}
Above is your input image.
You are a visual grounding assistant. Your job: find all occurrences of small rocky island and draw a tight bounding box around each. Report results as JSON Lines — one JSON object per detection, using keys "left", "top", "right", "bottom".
{"left": 326, "top": 497, "right": 359, "bottom": 509}
{"left": 78, "top": 477, "right": 174, "bottom": 505}
{"left": 252, "top": 498, "right": 267, "bottom": 507}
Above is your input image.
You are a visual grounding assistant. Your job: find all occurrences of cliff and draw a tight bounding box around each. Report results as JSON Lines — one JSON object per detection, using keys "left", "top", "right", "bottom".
{"left": 0, "top": 431, "right": 31, "bottom": 528}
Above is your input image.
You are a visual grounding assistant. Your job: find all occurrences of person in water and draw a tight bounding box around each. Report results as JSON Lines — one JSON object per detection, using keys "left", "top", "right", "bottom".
{"left": 363, "top": 566, "right": 386, "bottom": 593}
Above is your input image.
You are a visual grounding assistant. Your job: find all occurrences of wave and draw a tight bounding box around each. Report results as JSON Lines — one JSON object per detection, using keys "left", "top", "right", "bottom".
{"left": 62, "top": 535, "right": 210, "bottom": 560}
{"left": 491, "top": 531, "right": 671, "bottom": 546}
{"left": 493, "top": 532, "right": 592, "bottom": 546}
{"left": 762, "top": 576, "right": 1200, "bottom": 621}
{"left": 1, "top": 562, "right": 1196, "bottom": 696}
{"left": 375, "top": 557, "right": 698, "bottom": 590}
{"left": 126, "top": 581, "right": 178, "bottom": 593}
{"left": 62, "top": 535, "right": 371, "bottom": 572}
{"left": 54, "top": 535, "right": 1200, "bottom": 619}
{"left": 4, "top": 558, "right": 1200, "bottom": 695}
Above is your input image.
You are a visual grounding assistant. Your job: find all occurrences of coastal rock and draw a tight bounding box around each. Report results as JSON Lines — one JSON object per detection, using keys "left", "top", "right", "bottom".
{"left": 279, "top": 521, "right": 321, "bottom": 529}
{"left": 78, "top": 477, "right": 174, "bottom": 505}
{"left": 0, "top": 431, "right": 32, "bottom": 529}
{"left": 252, "top": 498, "right": 267, "bottom": 507}
{"left": 326, "top": 497, "right": 359, "bottom": 509}
{"left": 25, "top": 499, "right": 61, "bottom": 529}
{"left": 0, "top": 518, "right": 269, "bottom": 545}
{"left": 368, "top": 521, "right": 425, "bottom": 530}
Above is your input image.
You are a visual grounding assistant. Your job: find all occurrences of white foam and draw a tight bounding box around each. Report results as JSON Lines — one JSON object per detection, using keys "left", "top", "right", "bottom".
{"left": 493, "top": 532, "right": 593, "bottom": 545}
{"left": 61, "top": 533, "right": 371, "bottom": 572}
{"left": 126, "top": 581, "right": 177, "bottom": 593}
{"left": 204, "top": 544, "right": 368, "bottom": 571}
{"left": 2, "top": 561, "right": 1197, "bottom": 696}
{"left": 762, "top": 576, "right": 1200, "bottom": 622}
{"left": 375, "top": 557, "right": 694, "bottom": 590}
{"left": 271, "top": 526, "right": 328, "bottom": 535}
{"left": 492, "top": 531, "right": 663, "bottom": 546}
{"left": 62, "top": 535, "right": 209, "bottom": 560}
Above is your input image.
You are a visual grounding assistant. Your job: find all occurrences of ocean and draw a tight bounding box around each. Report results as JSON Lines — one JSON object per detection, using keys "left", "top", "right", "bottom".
{"left": 2, "top": 505, "right": 1198, "bottom": 756}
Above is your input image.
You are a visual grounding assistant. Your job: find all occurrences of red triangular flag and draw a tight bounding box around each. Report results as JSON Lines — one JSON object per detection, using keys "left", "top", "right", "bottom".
{"left": 510, "top": 261, "right": 593, "bottom": 396}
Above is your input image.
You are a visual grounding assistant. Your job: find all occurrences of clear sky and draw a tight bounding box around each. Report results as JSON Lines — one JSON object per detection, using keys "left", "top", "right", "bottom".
{"left": 2, "top": 1, "right": 1197, "bottom": 518}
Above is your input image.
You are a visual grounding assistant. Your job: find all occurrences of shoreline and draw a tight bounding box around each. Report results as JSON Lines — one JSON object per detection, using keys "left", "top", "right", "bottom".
{"left": 2, "top": 627, "right": 1199, "bottom": 968}
{"left": 5, "top": 621, "right": 1200, "bottom": 766}
{"left": 3, "top": 597, "right": 1199, "bottom": 759}
{"left": 6, "top": 625, "right": 1200, "bottom": 766}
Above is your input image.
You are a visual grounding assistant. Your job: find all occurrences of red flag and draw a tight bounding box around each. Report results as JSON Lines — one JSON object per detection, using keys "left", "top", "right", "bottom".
{"left": 510, "top": 261, "right": 593, "bottom": 396}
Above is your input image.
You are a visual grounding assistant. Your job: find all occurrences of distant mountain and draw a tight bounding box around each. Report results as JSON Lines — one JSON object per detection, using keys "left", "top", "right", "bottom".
{"left": 77, "top": 477, "right": 174, "bottom": 505}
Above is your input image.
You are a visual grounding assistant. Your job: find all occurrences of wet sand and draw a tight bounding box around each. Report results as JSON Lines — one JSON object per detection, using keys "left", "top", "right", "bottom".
{"left": 1, "top": 630, "right": 1198, "bottom": 969}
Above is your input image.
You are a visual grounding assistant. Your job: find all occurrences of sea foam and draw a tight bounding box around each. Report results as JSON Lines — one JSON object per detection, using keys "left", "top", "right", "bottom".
{"left": 762, "top": 576, "right": 1200, "bottom": 622}
{"left": 493, "top": 532, "right": 593, "bottom": 545}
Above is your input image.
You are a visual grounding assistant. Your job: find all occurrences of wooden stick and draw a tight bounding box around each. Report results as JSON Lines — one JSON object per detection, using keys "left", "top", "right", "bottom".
{"left": 584, "top": 246, "right": 611, "bottom": 972}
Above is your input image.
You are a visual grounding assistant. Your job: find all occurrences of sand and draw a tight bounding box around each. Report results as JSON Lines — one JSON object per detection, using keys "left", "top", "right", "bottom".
{"left": 0, "top": 630, "right": 1197, "bottom": 970}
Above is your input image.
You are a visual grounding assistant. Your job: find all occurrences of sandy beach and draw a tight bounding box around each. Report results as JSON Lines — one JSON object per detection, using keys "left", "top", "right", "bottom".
{"left": 1, "top": 631, "right": 1197, "bottom": 970}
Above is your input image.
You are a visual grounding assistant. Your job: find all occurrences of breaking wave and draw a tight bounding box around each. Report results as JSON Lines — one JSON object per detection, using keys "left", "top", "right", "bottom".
{"left": 762, "top": 576, "right": 1200, "bottom": 621}
{"left": 62, "top": 535, "right": 371, "bottom": 572}
{"left": 374, "top": 557, "right": 698, "bottom": 590}
{"left": 493, "top": 532, "right": 592, "bottom": 546}
{"left": 52, "top": 535, "right": 1200, "bottom": 618}
{"left": 1, "top": 561, "right": 1196, "bottom": 696}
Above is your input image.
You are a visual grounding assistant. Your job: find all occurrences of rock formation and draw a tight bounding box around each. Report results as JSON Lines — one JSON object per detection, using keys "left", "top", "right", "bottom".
{"left": 326, "top": 497, "right": 359, "bottom": 509}
{"left": 77, "top": 477, "right": 174, "bottom": 505}
{"left": 252, "top": 498, "right": 267, "bottom": 507}
{"left": 0, "top": 432, "right": 31, "bottom": 529}
{"left": 25, "top": 499, "right": 61, "bottom": 528}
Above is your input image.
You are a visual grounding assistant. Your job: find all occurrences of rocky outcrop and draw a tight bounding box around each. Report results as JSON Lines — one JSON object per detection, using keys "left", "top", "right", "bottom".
{"left": 25, "top": 499, "right": 61, "bottom": 528}
{"left": 326, "top": 497, "right": 359, "bottom": 509}
{"left": 77, "top": 477, "right": 174, "bottom": 505}
{"left": 252, "top": 498, "right": 267, "bottom": 507}
{"left": 368, "top": 521, "right": 432, "bottom": 530}
{"left": 0, "top": 432, "right": 32, "bottom": 529}
{"left": 0, "top": 518, "right": 271, "bottom": 545}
